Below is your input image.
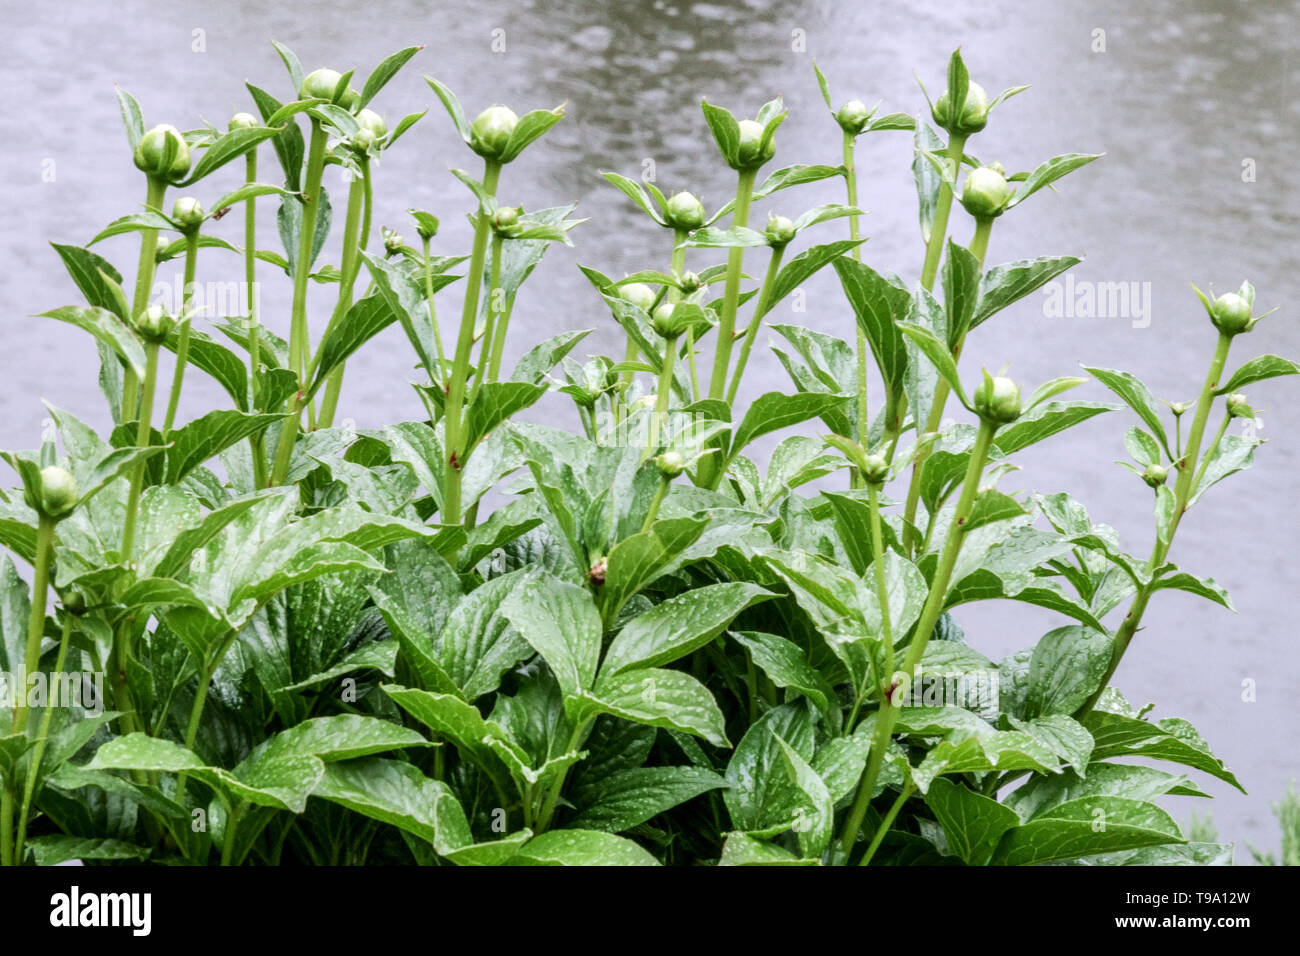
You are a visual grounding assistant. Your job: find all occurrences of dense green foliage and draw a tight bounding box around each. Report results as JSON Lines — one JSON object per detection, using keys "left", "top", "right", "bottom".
{"left": 0, "top": 44, "right": 1294, "bottom": 866}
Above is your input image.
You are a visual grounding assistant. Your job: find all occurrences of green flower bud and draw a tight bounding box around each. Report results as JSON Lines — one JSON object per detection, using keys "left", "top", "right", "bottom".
{"left": 228, "top": 112, "right": 259, "bottom": 131}
{"left": 932, "top": 81, "right": 990, "bottom": 135}
{"left": 735, "top": 119, "right": 775, "bottom": 170}
{"left": 38, "top": 466, "right": 78, "bottom": 519}
{"left": 172, "top": 196, "right": 204, "bottom": 230}
{"left": 1210, "top": 292, "right": 1253, "bottom": 336}
{"left": 357, "top": 108, "right": 387, "bottom": 140}
{"left": 1226, "top": 393, "right": 1253, "bottom": 419}
{"left": 652, "top": 303, "right": 680, "bottom": 339}
{"left": 61, "top": 588, "right": 88, "bottom": 615}
{"left": 1141, "top": 463, "right": 1168, "bottom": 488}
{"left": 679, "top": 272, "right": 702, "bottom": 294}
{"left": 1169, "top": 401, "right": 1187, "bottom": 417}
{"left": 351, "top": 128, "right": 378, "bottom": 152}
{"left": 383, "top": 227, "right": 404, "bottom": 256}
{"left": 665, "top": 191, "right": 706, "bottom": 231}
{"left": 133, "top": 124, "right": 191, "bottom": 181}
{"left": 492, "top": 205, "right": 521, "bottom": 235}
{"left": 835, "top": 98, "right": 871, "bottom": 135}
{"left": 974, "top": 373, "right": 1021, "bottom": 424}
{"left": 620, "top": 282, "right": 656, "bottom": 312}
{"left": 655, "top": 451, "right": 686, "bottom": 478}
{"left": 469, "top": 105, "right": 519, "bottom": 160}
{"left": 340, "top": 86, "right": 361, "bottom": 112}
{"left": 299, "top": 68, "right": 344, "bottom": 102}
{"left": 765, "top": 214, "right": 796, "bottom": 246}
{"left": 862, "top": 452, "right": 889, "bottom": 484}
{"left": 137, "top": 303, "right": 173, "bottom": 341}
{"left": 960, "top": 165, "right": 1014, "bottom": 218}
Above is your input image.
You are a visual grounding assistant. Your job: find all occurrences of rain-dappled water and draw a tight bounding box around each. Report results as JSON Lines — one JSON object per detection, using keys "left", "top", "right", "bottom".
{"left": 2, "top": 0, "right": 1297, "bottom": 856}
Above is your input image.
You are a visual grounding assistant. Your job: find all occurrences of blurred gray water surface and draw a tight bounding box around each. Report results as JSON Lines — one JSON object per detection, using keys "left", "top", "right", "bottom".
{"left": 1, "top": 0, "right": 1297, "bottom": 855}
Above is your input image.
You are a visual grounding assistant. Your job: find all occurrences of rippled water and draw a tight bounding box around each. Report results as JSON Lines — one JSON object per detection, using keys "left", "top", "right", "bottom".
{"left": 3, "top": 0, "right": 1297, "bottom": 855}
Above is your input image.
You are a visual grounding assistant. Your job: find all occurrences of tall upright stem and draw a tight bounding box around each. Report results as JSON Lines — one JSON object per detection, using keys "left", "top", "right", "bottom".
{"left": 442, "top": 160, "right": 502, "bottom": 526}
{"left": 242, "top": 151, "right": 267, "bottom": 488}
{"left": 647, "top": 335, "right": 679, "bottom": 456}
{"left": 902, "top": 209, "right": 993, "bottom": 555}
{"left": 725, "top": 245, "right": 784, "bottom": 404}
{"left": 120, "top": 340, "right": 161, "bottom": 562}
{"left": 707, "top": 168, "right": 757, "bottom": 400}
{"left": 421, "top": 236, "right": 448, "bottom": 386}
{"left": 1075, "top": 332, "right": 1233, "bottom": 717}
{"left": 840, "top": 417, "right": 995, "bottom": 857}
{"left": 14, "top": 611, "right": 72, "bottom": 863}
{"left": 162, "top": 231, "right": 200, "bottom": 434}
{"left": 14, "top": 516, "right": 55, "bottom": 735}
{"left": 843, "top": 131, "right": 870, "bottom": 471}
{"left": 919, "top": 133, "right": 967, "bottom": 292}
{"left": 269, "top": 121, "right": 329, "bottom": 485}
{"left": 472, "top": 233, "right": 505, "bottom": 403}
{"left": 317, "top": 159, "right": 372, "bottom": 429}
{"left": 124, "top": 176, "right": 168, "bottom": 422}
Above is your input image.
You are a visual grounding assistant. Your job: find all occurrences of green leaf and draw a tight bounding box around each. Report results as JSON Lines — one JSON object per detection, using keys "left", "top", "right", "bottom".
{"left": 359, "top": 46, "right": 423, "bottom": 108}
{"left": 912, "top": 120, "right": 945, "bottom": 244}
{"left": 600, "top": 515, "right": 708, "bottom": 626}
{"left": 754, "top": 163, "right": 844, "bottom": 198}
{"left": 309, "top": 757, "right": 472, "bottom": 851}
{"left": 114, "top": 86, "right": 145, "bottom": 150}
{"left": 383, "top": 686, "right": 516, "bottom": 793}
{"left": 732, "top": 631, "right": 832, "bottom": 717}
{"left": 513, "top": 829, "right": 659, "bottom": 866}
{"left": 27, "top": 836, "right": 148, "bottom": 866}
{"left": 165, "top": 410, "right": 281, "bottom": 483}
{"left": 308, "top": 293, "right": 399, "bottom": 399}
{"left": 1006, "top": 153, "right": 1103, "bottom": 208}
{"left": 162, "top": 328, "right": 250, "bottom": 411}
{"left": 424, "top": 76, "right": 470, "bottom": 141}
{"left": 571, "top": 766, "right": 726, "bottom": 832}
{"left": 500, "top": 572, "right": 601, "bottom": 714}
{"left": 437, "top": 570, "right": 534, "bottom": 700}
{"left": 731, "top": 391, "right": 849, "bottom": 460}
{"left": 833, "top": 257, "right": 911, "bottom": 405}
{"left": 1082, "top": 711, "right": 1243, "bottom": 791}
{"left": 899, "top": 321, "right": 968, "bottom": 409}
{"left": 926, "top": 777, "right": 1021, "bottom": 865}
{"left": 724, "top": 704, "right": 816, "bottom": 834}
{"left": 499, "top": 106, "right": 565, "bottom": 163}
{"left": 1190, "top": 434, "right": 1260, "bottom": 505}
{"left": 247, "top": 82, "right": 304, "bottom": 191}
{"left": 1027, "top": 625, "right": 1114, "bottom": 718}
{"left": 510, "top": 330, "right": 592, "bottom": 385}
{"left": 764, "top": 240, "right": 863, "bottom": 316}
{"left": 964, "top": 489, "right": 1028, "bottom": 533}
{"left": 1148, "top": 569, "right": 1233, "bottom": 610}
{"left": 973, "top": 256, "right": 1082, "bottom": 329}
{"left": 177, "top": 126, "right": 283, "bottom": 186}
{"left": 601, "top": 171, "right": 664, "bottom": 223}
{"left": 1081, "top": 366, "right": 1172, "bottom": 459}
{"left": 941, "top": 241, "right": 981, "bottom": 347}
{"left": 913, "top": 730, "right": 1060, "bottom": 793}
{"left": 701, "top": 99, "right": 741, "bottom": 166}
{"left": 1005, "top": 763, "right": 1210, "bottom": 821}
{"left": 39, "top": 306, "right": 145, "bottom": 379}
{"left": 464, "top": 382, "right": 547, "bottom": 453}
{"left": 1216, "top": 354, "right": 1300, "bottom": 395}
{"left": 773, "top": 735, "right": 834, "bottom": 859}
{"left": 719, "top": 830, "right": 816, "bottom": 865}
{"left": 993, "top": 401, "right": 1116, "bottom": 455}
{"left": 601, "top": 582, "right": 774, "bottom": 677}
{"left": 585, "top": 667, "right": 729, "bottom": 747}
{"left": 992, "top": 796, "right": 1183, "bottom": 865}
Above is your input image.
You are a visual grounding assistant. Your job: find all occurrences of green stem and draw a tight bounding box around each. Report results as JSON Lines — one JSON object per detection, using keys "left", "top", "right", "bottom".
{"left": 844, "top": 417, "right": 996, "bottom": 853}
{"left": 162, "top": 230, "right": 200, "bottom": 434}
{"left": 14, "top": 612, "right": 73, "bottom": 863}
{"left": 707, "top": 168, "right": 757, "bottom": 400}
{"left": 857, "top": 781, "right": 914, "bottom": 866}
{"left": 535, "top": 720, "right": 592, "bottom": 832}
{"left": 646, "top": 335, "right": 679, "bottom": 456}
{"left": 124, "top": 176, "right": 168, "bottom": 422}
{"left": 725, "top": 245, "right": 784, "bottom": 405}
{"left": 1190, "top": 413, "right": 1230, "bottom": 493}
{"left": 901, "top": 208, "right": 992, "bottom": 556}
{"left": 242, "top": 152, "right": 267, "bottom": 488}
{"left": 442, "top": 160, "right": 501, "bottom": 527}
{"left": 640, "top": 474, "right": 671, "bottom": 533}
{"left": 0, "top": 788, "right": 11, "bottom": 865}
{"left": 487, "top": 297, "right": 516, "bottom": 382}
{"left": 1075, "top": 332, "right": 1233, "bottom": 718}
{"left": 317, "top": 160, "right": 372, "bottom": 428}
{"left": 837, "top": 482, "right": 895, "bottom": 854}
{"left": 268, "top": 121, "right": 329, "bottom": 486}
{"left": 844, "top": 131, "right": 870, "bottom": 482}
{"left": 221, "top": 802, "right": 243, "bottom": 866}
{"left": 14, "top": 516, "right": 55, "bottom": 735}
{"left": 120, "top": 340, "right": 161, "bottom": 562}
{"left": 919, "top": 133, "right": 967, "bottom": 292}
{"left": 471, "top": 233, "right": 505, "bottom": 403}
{"left": 422, "top": 236, "right": 448, "bottom": 385}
